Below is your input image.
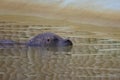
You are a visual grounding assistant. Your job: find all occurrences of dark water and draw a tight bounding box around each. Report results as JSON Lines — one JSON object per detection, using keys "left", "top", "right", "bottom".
{"left": 0, "top": 24, "right": 120, "bottom": 80}
{"left": 0, "top": 38, "right": 120, "bottom": 80}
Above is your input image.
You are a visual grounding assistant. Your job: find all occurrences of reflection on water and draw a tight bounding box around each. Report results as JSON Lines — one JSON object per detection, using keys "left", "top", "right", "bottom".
{"left": 0, "top": 23, "right": 120, "bottom": 80}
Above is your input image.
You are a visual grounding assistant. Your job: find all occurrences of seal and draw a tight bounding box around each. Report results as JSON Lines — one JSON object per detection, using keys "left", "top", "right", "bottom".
{"left": 0, "top": 32, "right": 73, "bottom": 48}
{"left": 27, "top": 32, "right": 73, "bottom": 47}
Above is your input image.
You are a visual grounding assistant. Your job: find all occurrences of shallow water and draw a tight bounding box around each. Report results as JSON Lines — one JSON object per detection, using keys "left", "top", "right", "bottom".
{"left": 0, "top": 23, "right": 120, "bottom": 80}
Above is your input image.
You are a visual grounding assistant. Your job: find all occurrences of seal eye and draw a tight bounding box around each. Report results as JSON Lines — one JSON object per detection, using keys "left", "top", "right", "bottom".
{"left": 47, "top": 38, "right": 50, "bottom": 42}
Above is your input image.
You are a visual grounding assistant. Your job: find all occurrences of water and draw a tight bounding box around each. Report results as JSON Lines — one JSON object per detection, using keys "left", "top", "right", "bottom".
{"left": 0, "top": 23, "right": 120, "bottom": 80}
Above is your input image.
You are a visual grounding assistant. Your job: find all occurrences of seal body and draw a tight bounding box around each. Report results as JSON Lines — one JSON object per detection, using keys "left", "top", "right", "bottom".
{"left": 0, "top": 40, "right": 16, "bottom": 48}
{"left": 0, "top": 40, "right": 15, "bottom": 45}
{"left": 27, "top": 32, "right": 73, "bottom": 47}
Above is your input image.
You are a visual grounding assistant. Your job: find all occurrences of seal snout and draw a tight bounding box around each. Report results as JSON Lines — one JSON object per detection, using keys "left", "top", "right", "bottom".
{"left": 63, "top": 39, "right": 73, "bottom": 46}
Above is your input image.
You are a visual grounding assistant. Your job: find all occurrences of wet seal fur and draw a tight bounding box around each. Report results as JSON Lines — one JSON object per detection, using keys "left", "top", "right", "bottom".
{"left": 27, "top": 32, "right": 73, "bottom": 47}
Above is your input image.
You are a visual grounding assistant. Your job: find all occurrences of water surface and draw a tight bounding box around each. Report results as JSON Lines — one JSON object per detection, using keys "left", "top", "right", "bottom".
{"left": 0, "top": 23, "right": 120, "bottom": 80}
